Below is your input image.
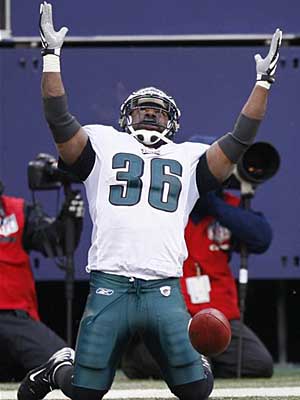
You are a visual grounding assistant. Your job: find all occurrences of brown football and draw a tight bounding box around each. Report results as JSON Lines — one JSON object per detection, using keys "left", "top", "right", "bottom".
{"left": 188, "top": 308, "right": 232, "bottom": 356}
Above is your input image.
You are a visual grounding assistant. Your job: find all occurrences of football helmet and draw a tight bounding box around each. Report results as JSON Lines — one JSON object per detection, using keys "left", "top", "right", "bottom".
{"left": 119, "top": 87, "right": 181, "bottom": 146}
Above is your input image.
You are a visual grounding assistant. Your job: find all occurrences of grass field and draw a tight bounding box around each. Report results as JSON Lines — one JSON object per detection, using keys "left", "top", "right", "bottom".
{"left": 2, "top": 364, "right": 300, "bottom": 400}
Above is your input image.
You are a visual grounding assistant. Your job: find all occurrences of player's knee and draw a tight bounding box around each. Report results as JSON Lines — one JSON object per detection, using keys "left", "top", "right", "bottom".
{"left": 257, "top": 354, "right": 274, "bottom": 378}
{"left": 170, "top": 369, "right": 214, "bottom": 400}
{"left": 243, "top": 351, "right": 274, "bottom": 378}
{"left": 72, "top": 386, "right": 108, "bottom": 400}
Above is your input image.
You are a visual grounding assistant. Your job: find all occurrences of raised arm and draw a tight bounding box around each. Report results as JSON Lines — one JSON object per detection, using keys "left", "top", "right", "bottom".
{"left": 206, "top": 28, "right": 282, "bottom": 182}
{"left": 40, "top": 2, "right": 87, "bottom": 165}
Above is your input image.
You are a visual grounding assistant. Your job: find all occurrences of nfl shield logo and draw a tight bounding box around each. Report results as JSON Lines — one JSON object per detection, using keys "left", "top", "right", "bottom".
{"left": 160, "top": 286, "right": 171, "bottom": 297}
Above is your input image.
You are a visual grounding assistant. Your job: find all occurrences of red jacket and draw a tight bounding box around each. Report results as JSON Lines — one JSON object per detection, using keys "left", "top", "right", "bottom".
{"left": 0, "top": 195, "right": 39, "bottom": 320}
{"left": 181, "top": 192, "right": 240, "bottom": 320}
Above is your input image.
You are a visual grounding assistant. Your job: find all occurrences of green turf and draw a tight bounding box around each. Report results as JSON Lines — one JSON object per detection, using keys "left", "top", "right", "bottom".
{"left": 1, "top": 364, "right": 300, "bottom": 400}
{"left": 110, "top": 364, "right": 300, "bottom": 390}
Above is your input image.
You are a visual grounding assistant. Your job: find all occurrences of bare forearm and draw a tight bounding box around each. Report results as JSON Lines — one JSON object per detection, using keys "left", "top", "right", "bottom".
{"left": 42, "top": 72, "right": 65, "bottom": 98}
{"left": 241, "top": 84, "right": 268, "bottom": 120}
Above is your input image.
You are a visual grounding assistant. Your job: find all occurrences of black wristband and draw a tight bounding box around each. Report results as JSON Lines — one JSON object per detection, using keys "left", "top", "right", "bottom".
{"left": 41, "top": 48, "right": 61, "bottom": 57}
{"left": 43, "top": 94, "right": 81, "bottom": 143}
{"left": 257, "top": 74, "right": 275, "bottom": 84}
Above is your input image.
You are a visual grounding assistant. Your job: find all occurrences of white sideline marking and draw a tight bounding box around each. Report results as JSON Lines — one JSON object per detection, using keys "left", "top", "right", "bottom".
{"left": 2, "top": 386, "right": 300, "bottom": 399}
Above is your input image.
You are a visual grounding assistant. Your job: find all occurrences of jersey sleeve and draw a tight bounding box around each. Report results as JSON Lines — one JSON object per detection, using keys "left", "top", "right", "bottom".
{"left": 181, "top": 141, "right": 211, "bottom": 197}
{"left": 182, "top": 140, "right": 223, "bottom": 195}
{"left": 83, "top": 124, "right": 121, "bottom": 159}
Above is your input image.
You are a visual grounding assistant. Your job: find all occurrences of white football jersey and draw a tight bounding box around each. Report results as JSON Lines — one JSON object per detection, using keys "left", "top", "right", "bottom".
{"left": 83, "top": 124, "right": 209, "bottom": 280}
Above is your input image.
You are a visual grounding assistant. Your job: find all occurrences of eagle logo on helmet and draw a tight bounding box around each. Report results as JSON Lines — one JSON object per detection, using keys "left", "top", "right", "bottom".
{"left": 119, "top": 86, "right": 181, "bottom": 146}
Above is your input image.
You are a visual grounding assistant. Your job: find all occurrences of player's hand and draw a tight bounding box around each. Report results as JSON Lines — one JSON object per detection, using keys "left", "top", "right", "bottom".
{"left": 255, "top": 28, "right": 282, "bottom": 87}
{"left": 39, "top": 1, "right": 68, "bottom": 51}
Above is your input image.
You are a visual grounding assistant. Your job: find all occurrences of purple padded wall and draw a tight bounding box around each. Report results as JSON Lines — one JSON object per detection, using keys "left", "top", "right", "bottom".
{"left": 0, "top": 45, "right": 299, "bottom": 279}
{"left": 11, "top": 0, "right": 300, "bottom": 37}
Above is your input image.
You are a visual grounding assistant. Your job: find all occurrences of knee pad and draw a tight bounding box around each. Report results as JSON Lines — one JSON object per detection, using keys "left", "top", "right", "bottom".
{"left": 72, "top": 386, "right": 108, "bottom": 400}
{"left": 170, "top": 368, "right": 214, "bottom": 400}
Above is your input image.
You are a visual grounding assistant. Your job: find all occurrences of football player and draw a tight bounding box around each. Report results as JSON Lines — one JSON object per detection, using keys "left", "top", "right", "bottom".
{"left": 18, "top": 2, "right": 282, "bottom": 400}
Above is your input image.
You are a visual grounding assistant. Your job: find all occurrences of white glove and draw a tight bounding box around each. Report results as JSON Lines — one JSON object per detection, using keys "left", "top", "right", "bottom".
{"left": 255, "top": 28, "right": 282, "bottom": 89}
{"left": 39, "top": 1, "right": 68, "bottom": 55}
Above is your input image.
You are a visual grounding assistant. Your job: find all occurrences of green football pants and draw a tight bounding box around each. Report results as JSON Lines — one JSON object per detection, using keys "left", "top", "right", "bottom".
{"left": 73, "top": 271, "right": 205, "bottom": 390}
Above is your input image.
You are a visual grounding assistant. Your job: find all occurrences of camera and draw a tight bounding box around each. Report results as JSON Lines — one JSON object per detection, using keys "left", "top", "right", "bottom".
{"left": 227, "top": 142, "right": 280, "bottom": 194}
{"left": 28, "top": 153, "right": 81, "bottom": 191}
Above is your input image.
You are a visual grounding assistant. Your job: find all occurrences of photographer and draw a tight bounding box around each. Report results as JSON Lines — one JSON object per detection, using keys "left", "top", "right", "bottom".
{"left": 181, "top": 189, "right": 274, "bottom": 378}
{"left": 0, "top": 178, "right": 84, "bottom": 382}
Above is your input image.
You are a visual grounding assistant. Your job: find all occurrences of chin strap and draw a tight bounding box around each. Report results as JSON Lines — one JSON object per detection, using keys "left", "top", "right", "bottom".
{"left": 128, "top": 127, "right": 172, "bottom": 146}
{"left": 126, "top": 116, "right": 173, "bottom": 145}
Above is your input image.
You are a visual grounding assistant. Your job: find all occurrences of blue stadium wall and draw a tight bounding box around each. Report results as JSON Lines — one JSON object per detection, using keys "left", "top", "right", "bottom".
{"left": 0, "top": 0, "right": 300, "bottom": 282}
{"left": 10, "top": 0, "right": 300, "bottom": 36}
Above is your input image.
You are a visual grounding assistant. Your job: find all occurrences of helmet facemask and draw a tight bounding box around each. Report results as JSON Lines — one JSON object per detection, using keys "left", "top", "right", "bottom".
{"left": 119, "top": 87, "right": 180, "bottom": 146}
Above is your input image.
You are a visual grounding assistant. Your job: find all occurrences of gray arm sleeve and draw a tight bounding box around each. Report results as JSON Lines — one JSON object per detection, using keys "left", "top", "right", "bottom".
{"left": 217, "top": 114, "right": 261, "bottom": 163}
{"left": 43, "top": 94, "right": 81, "bottom": 143}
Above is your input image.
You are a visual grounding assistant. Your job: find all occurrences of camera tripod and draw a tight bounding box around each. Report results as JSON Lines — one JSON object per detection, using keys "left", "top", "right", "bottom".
{"left": 62, "top": 182, "right": 77, "bottom": 346}
{"left": 233, "top": 142, "right": 280, "bottom": 378}
{"left": 28, "top": 152, "right": 84, "bottom": 346}
{"left": 236, "top": 191, "right": 253, "bottom": 379}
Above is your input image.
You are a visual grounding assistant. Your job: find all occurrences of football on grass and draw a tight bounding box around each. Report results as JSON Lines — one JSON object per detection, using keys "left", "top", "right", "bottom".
{"left": 188, "top": 308, "right": 231, "bottom": 356}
